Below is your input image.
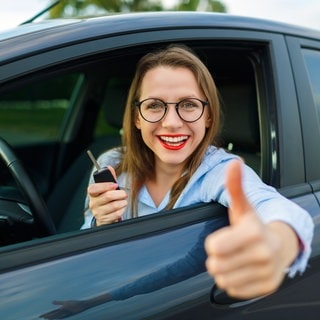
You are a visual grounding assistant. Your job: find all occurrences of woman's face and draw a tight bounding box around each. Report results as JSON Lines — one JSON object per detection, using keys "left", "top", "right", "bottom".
{"left": 135, "top": 66, "right": 211, "bottom": 173}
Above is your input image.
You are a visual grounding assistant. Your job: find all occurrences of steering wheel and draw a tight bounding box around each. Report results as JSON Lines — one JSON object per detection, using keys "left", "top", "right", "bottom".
{"left": 0, "top": 137, "right": 56, "bottom": 236}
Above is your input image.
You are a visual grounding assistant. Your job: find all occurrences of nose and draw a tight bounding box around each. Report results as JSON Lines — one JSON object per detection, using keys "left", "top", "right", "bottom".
{"left": 161, "top": 105, "right": 183, "bottom": 128}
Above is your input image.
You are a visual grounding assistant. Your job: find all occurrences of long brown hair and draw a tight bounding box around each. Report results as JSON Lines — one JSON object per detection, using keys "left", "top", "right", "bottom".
{"left": 116, "top": 44, "right": 221, "bottom": 217}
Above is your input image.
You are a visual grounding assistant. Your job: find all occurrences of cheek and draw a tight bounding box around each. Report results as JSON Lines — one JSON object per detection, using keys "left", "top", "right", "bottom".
{"left": 190, "top": 122, "right": 207, "bottom": 144}
{"left": 197, "top": 119, "right": 210, "bottom": 141}
{"left": 135, "top": 120, "right": 155, "bottom": 143}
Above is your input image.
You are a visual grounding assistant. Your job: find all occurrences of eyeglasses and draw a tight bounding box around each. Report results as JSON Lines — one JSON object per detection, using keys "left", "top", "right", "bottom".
{"left": 135, "top": 98, "right": 208, "bottom": 123}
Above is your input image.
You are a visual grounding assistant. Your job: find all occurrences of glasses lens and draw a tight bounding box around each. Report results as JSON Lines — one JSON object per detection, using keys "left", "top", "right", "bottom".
{"left": 139, "top": 99, "right": 166, "bottom": 122}
{"left": 138, "top": 98, "right": 206, "bottom": 123}
{"left": 177, "top": 98, "right": 204, "bottom": 122}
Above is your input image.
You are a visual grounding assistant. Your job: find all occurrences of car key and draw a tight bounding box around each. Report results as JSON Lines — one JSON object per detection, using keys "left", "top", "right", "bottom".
{"left": 86, "top": 150, "right": 120, "bottom": 189}
{"left": 87, "top": 150, "right": 121, "bottom": 223}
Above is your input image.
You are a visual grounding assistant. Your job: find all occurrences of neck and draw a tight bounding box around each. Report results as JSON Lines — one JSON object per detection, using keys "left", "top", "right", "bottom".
{"left": 146, "top": 164, "right": 183, "bottom": 207}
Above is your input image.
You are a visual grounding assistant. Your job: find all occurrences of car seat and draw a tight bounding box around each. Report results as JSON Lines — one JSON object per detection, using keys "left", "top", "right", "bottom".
{"left": 47, "top": 78, "right": 129, "bottom": 232}
{"left": 218, "top": 82, "right": 261, "bottom": 174}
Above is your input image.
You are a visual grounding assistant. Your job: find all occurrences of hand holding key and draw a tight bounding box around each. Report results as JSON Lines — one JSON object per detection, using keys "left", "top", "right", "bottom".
{"left": 87, "top": 150, "right": 128, "bottom": 225}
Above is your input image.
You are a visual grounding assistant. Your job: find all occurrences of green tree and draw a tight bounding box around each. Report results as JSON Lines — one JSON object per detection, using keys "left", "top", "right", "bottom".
{"left": 48, "top": 0, "right": 226, "bottom": 18}
{"left": 49, "top": 0, "right": 163, "bottom": 18}
{"left": 175, "top": 0, "right": 226, "bottom": 12}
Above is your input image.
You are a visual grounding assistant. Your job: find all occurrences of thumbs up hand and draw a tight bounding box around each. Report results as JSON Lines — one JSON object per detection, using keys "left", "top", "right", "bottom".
{"left": 205, "top": 160, "right": 300, "bottom": 299}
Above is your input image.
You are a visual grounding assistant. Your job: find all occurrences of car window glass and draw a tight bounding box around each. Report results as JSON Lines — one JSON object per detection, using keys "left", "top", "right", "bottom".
{"left": 0, "top": 73, "right": 81, "bottom": 146}
{"left": 302, "top": 49, "right": 320, "bottom": 122}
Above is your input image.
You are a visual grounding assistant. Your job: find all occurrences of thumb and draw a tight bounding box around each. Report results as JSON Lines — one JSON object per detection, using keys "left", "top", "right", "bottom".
{"left": 107, "top": 165, "right": 117, "bottom": 180}
{"left": 225, "top": 159, "right": 253, "bottom": 225}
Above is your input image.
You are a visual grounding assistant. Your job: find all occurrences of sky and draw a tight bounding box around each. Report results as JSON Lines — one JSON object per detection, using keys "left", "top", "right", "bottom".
{"left": 0, "top": 0, "right": 319, "bottom": 32}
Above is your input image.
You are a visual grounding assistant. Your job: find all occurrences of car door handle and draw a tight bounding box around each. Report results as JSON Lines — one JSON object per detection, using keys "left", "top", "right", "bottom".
{"left": 211, "top": 284, "right": 266, "bottom": 308}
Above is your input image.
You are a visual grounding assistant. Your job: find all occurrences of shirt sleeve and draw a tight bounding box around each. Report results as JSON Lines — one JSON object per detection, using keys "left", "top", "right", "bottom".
{"left": 252, "top": 188, "right": 314, "bottom": 277}
{"left": 233, "top": 164, "right": 314, "bottom": 277}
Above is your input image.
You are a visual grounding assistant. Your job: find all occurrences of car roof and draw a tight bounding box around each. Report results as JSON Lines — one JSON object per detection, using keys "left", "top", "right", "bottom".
{"left": 0, "top": 11, "right": 319, "bottom": 63}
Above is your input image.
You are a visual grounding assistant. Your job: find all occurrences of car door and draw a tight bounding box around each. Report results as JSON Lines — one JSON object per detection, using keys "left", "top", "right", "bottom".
{"left": 0, "top": 204, "right": 230, "bottom": 320}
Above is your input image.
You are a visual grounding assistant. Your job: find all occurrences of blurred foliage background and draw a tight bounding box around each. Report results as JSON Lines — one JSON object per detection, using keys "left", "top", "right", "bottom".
{"left": 48, "top": 0, "right": 227, "bottom": 18}
{"left": 0, "top": 0, "right": 228, "bottom": 145}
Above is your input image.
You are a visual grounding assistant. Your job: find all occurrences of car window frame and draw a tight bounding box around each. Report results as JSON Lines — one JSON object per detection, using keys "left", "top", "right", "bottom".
{"left": 286, "top": 36, "right": 320, "bottom": 182}
{"left": 0, "top": 26, "right": 308, "bottom": 262}
{"left": 0, "top": 27, "right": 302, "bottom": 184}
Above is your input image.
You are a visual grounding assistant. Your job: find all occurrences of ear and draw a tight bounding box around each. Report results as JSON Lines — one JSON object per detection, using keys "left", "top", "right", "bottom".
{"left": 135, "top": 113, "right": 141, "bottom": 129}
{"left": 205, "top": 116, "right": 212, "bottom": 128}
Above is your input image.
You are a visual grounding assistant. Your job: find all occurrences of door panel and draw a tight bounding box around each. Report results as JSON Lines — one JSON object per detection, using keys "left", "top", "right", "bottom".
{"left": 0, "top": 214, "right": 228, "bottom": 319}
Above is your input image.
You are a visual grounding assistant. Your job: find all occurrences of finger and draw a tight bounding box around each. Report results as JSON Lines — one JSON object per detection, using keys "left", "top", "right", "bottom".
{"left": 221, "top": 268, "right": 282, "bottom": 299}
{"left": 205, "top": 210, "right": 266, "bottom": 260}
{"left": 91, "top": 189, "right": 127, "bottom": 208}
{"left": 88, "top": 182, "right": 119, "bottom": 196}
{"left": 95, "top": 203, "right": 127, "bottom": 224}
{"left": 93, "top": 198, "right": 127, "bottom": 216}
{"left": 89, "top": 187, "right": 127, "bottom": 225}
{"left": 206, "top": 233, "right": 271, "bottom": 274}
{"left": 225, "top": 160, "right": 253, "bottom": 225}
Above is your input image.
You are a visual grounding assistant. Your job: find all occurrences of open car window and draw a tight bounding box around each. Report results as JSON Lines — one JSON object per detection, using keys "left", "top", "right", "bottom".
{"left": 0, "top": 41, "right": 264, "bottom": 247}
{"left": 0, "top": 73, "right": 82, "bottom": 146}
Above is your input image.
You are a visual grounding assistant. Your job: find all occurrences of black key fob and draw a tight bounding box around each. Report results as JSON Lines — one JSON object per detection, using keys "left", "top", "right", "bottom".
{"left": 87, "top": 150, "right": 120, "bottom": 189}
{"left": 93, "top": 167, "right": 120, "bottom": 189}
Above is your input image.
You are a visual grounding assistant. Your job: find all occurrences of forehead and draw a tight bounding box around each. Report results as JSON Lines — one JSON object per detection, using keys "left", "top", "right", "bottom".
{"left": 143, "top": 65, "right": 195, "bottom": 78}
{"left": 141, "top": 66, "right": 199, "bottom": 91}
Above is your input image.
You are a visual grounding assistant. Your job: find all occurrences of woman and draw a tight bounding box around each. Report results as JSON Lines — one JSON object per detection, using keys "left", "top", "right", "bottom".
{"left": 82, "top": 44, "right": 313, "bottom": 299}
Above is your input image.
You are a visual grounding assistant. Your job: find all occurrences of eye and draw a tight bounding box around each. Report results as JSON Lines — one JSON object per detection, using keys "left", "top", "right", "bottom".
{"left": 180, "top": 99, "right": 199, "bottom": 110}
{"left": 144, "top": 99, "right": 165, "bottom": 111}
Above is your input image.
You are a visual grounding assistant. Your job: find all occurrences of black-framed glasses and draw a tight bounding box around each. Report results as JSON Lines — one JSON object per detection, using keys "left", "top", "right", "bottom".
{"left": 135, "top": 98, "right": 208, "bottom": 123}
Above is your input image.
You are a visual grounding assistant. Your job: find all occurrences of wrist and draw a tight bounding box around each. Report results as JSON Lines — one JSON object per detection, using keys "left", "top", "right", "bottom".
{"left": 268, "top": 221, "right": 300, "bottom": 269}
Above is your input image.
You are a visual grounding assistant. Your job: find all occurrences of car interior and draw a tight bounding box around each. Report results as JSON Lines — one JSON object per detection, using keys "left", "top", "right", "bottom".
{"left": 0, "top": 42, "right": 262, "bottom": 245}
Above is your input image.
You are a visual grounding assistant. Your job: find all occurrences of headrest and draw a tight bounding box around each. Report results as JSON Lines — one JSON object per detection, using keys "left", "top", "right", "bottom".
{"left": 218, "top": 83, "right": 260, "bottom": 152}
{"left": 102, "top": 77, "right": 131, "bottom": 129}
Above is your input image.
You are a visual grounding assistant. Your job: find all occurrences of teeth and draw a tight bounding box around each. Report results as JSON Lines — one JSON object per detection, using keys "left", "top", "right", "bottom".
{"left": 160, "top": 136, "right": 188, "bottom": 143}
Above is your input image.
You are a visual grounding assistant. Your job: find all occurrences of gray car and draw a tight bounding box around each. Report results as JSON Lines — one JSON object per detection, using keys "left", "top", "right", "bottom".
{"left": 1, "top": 11, "right": 320, "bottom": 320}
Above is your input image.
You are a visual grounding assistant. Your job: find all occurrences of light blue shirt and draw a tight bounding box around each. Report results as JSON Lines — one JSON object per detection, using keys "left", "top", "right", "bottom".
{"left": 82, "top": 145, "right": 314, "bottom": 277}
